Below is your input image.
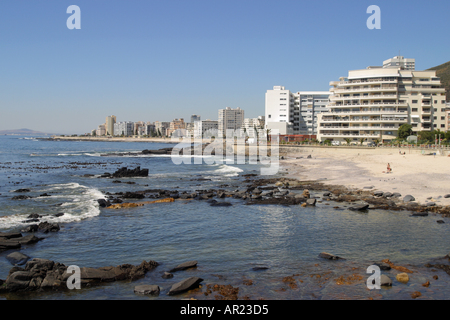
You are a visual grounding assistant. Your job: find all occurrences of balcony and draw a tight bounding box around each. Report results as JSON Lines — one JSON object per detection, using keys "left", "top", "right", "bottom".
{"left": 334, "top": 87, "right": 398, "bottom": 94}
{"left": 327, "top": 110, "right": 407, "bottom": 115}
{"left": 320, "top": 117, "right": 406, "bottom": 123}
{"left": 320, "top": 132, "right": 381, "bottom": 138}
{"left": 335, "top": 79, "right": 398, "bottom": 86}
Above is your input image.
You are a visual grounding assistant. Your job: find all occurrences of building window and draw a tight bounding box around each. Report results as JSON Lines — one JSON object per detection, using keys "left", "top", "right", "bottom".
{"left": 412, "top": 100, "right": 418, "bottom": 103}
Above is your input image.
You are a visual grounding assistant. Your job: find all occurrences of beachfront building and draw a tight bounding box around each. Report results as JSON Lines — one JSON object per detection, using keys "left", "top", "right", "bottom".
{"left": 446, "top": 104, "right": 450, "bottom": 132}
{"left": 155, "top": 121, "right": 170, "bottom": 137}
{"left": 242, "top": 116, "right": 265, "bottom": 138}
{"left": 218, "top": 107, "right": 244, "bottom": 137}
{"left": 114, "top": 121, "right": 134, "bottom": 137}
{"left": 191, "top": 115, "right": 201, "bottom": 123}
{"left": 383, "top": 56, "right": 415, "bottom": 70}
{"left": 167, "top": 118, "right": 186, "bottom": 137}
{"left": 96, "top": 124, "right": 106, "bottom": 136}
{"left": 317, "top": 58, "right": 447, "bottom": 144}
{"left": 265, "top": 86, "right": 330, "bottom": 136}
{"left": 105, "top": 115, "right": 116, "bottom": 136}
{"left": 193, "top": 120, "right": 218, "bottom": 138}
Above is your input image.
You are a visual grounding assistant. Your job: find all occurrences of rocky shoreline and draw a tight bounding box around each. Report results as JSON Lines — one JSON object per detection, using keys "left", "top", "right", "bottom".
{"left": 2, "top": 159, "right": 450, "bottom": 299}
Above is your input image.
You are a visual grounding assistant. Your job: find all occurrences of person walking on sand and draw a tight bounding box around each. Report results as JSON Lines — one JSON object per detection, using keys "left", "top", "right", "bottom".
{"left": 387, "top": 163, "right": 392, "bottom": 173}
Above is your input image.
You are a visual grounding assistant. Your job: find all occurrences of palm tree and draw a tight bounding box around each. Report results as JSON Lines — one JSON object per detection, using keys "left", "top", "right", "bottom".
{"left": 373, "top": 138, "right": 380, "bottom": 146}
{"left": 359, "top": 138, "right": 366, "bottom": 146}
{"left": 344, "top": 138, "right": 351, "bottom": 145}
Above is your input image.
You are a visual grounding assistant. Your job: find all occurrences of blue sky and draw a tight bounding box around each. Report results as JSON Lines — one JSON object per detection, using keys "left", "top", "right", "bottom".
{"left": 1, "top": 0, "right": 449, "bottom": 134}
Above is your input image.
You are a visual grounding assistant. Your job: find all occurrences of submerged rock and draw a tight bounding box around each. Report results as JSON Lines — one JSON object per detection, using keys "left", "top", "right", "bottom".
{"left": 169, "top": 261, "right": 198, "bottom": 273}
{"left": 167, "top": 277, "right": 203, "bottom": 296}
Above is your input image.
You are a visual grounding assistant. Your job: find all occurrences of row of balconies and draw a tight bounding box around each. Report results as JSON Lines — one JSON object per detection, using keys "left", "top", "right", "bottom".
{"left": 332, "top": 87, "right": 398, "bottom": 94}
{"left": 321, "top": 118, "right": 406, "bottom": 123}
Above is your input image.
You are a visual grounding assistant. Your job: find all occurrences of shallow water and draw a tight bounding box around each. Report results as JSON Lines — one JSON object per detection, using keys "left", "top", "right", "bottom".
{"left": 0, "top": 135, "right": 449, "bottom": 300}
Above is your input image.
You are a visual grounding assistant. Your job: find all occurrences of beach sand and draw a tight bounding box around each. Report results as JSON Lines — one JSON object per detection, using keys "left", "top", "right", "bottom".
{"left": 281, "top": 147, "right": 450, "bottom": 206}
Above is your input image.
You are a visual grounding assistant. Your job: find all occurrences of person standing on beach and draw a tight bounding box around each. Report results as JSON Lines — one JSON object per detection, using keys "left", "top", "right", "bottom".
{"left": 387, "top": 163, "right": 392, "bottom": 173}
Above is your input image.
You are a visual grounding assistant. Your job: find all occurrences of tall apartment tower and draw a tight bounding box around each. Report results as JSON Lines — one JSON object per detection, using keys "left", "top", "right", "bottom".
{"left": 191, "top": 115, "right": 201, "bottom": 123}
{"left": 265, "top": 86, "right": 330, "bottom": 135}
{"left": 218, "top": 107, "right": 244, "bottom": 137}
{"left": 317, "top": 59, "right": 446, "bottom": 144}
{"left": 105, "top": 115, "right": 116, "bottom": 136}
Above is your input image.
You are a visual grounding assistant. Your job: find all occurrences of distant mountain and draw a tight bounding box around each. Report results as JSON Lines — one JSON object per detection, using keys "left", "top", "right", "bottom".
{"left": 0, "top": 128, "right": 52, "bottom": 135}
{"left": 427, "top": 60, "right": 450, "bottom": 101}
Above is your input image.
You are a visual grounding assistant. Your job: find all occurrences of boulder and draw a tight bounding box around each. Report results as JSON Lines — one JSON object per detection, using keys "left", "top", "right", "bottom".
{"left": 169, "top": 261, "right": 198, "bottom": 273}
{"left": 97, "top": 199, "right": 111, "bottom": 208}
{"left": 38, "top": 222, "right": 60, "bottom": 233}
{"left": 167, "top": 277, "right": 204, "bottom": 296}
{"left": 373, "top": 191, "right": 384, "bottom": 197}
{"left": 210, "top": 201, "right": 232, "bottom": 207}
{"left": 410, "top": 213, "right": 428, "bottom": 217}
{"left": 12, "top": 189, "right": 31, "bottom": 193}
{"left": 383, "top": 192, "right": 393, "bottom": 198}
{"left": 396, "top": 273, "right": 409, "bottom": 284}
{"left": 426, "top": 202, "right": 436, "bottom": 207}
{"left": 12, "top": 195, "right": 32, "bottom": 200}
{"left": 6, "top": 252, "right": 31, "bottom": 266}
{"left": 302, "top": 190, "right": 310, "bottom": 199}
{"left": 380, "top": 274, "right": 393, "bottom": 287}
{"left": 162, "top": 272, "right": 173, "bottom": 279}
{"left": 111, "top": 166, "right": 149, "bottom": 178}
{"left": 5, "top": 271, "right": 33, "bottom": 291}
{"left": 134, "top": 285, "right": 160, "bottom": 295}
{"left": 444, "top": 194, "right": 450, "bottom": 199}
{"left": 21, "top": 224, "right": 39, "bottom": 233}
{"left": 306, "top": 199, "right": 316, "bottom": 206}
{"left": 403, "top": 195, "right": 415, "bottom": 202}
{"left": 349, "top": 204, "right": 369, "bottom": 211}
{"left": 318, "top": 252, "right": 344, "bottom": 260}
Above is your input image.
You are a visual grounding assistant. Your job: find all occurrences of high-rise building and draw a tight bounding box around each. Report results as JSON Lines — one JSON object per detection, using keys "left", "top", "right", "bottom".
{"left": 383, "top": 56, "right": 415, "bottom": 70}
{"left": 191, "top": 115, "right": 201, "bottom": 123}
{"left": 193, "top": 120, "right": 218, "bottom": 138}
{"left": 265, "top": 87, "right": 330, "bottom": 135}
{"left": 218, "top": 107, "right": 244, "bottom": 137}
{"left": 317, "top": 58, "right": 446, "bottom": 144}
{"left": 114, "top": 121, "right": 134, "bottom": 136}
{"left": 105, "top": 115, "right": 116, "bottom": 136}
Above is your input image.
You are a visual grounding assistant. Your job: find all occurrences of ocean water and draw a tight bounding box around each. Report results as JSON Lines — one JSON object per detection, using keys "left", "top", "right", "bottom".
{"left": 0, "top": 135, "right": 450, "bottom": 300}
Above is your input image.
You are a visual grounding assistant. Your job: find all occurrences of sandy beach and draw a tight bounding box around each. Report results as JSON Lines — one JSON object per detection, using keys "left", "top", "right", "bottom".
{"left": 281, "top": 147, "right": 450, "bottom": 206}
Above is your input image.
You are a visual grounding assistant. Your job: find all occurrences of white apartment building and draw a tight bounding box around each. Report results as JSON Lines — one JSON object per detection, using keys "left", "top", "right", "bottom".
{"left": 96, "top": 124, "right": 106, "bottom": 136}
{"left": 155, "top": 121, "right": 170, "bottom": 136}
{"left": 193, "top": 120, "right": 218, "bottom": 138}
{"left": 114, "top": 121, "right": 134, "bottom": 136}
{"left": 242, "top": 116, "right": 265, "bottom": 137}
{"left": 218, "top": 107, "right": 244, "bottom": 137}
{"left": 317, "top": 60, "right": 447, "bottom": 144}
{"left": 383, "top": 56, "right": 415, "bottom": 70}
{"left": 265, "top": 86, "right": 330, "bottom": 135}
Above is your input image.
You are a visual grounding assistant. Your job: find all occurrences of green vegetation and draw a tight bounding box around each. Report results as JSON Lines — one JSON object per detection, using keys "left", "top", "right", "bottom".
{"left": 397, "top": 124, "right": 413, "bottom": 140}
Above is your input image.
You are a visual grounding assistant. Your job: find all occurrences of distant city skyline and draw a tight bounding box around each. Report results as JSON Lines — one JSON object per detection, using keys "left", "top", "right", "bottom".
{"left": 1, "top": 0, "right": 449, "bottom": 134}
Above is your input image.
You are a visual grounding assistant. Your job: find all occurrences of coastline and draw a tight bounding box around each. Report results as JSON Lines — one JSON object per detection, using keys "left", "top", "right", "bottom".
{"left": 280, "top": 147, "right": 450, "bottom": 206}
{"left": 47, "top": 136, "right": 181, "bottom": 144}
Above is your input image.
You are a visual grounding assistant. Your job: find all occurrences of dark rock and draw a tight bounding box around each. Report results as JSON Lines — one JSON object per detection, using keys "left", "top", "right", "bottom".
{"left": 21, "top": 218, "right": 39, "bottom": 223}
{"left": 122, "top": 192, "right": 145, "bottom": 199}
{"left": 12, "top": 189, "right": 31, "bottom": 193}
{"left": 210, "top": 201, "right": 233, "bottom": 207}
{"left": 374, "top": 262, "right": 391, "bottom": 271}
{"left": 27, "top": 213, "right": 41, "bottom": 219}
{"left": 97, "top": 199, "right": 111, "bottom": 208}
{"left": 167, "top": 277, "right": 204, "bottom": 296}
{"left": 39, "top": 193, "right": 51, "bottom": 197}
{"left": 5, "top": 271, "right": 33, "bottom": 291}
{"left": 111, "top": 166, "right": 149, "bottom": 178}
{"left": 54, "top": 213, "right": 64, "bottom": 217}
{"left": 38, "top": 222, "right": 60, "bottom": 233}
{"left": 323, "top": 192, "right": 331, "bottom": 197}
{"left": 349, "top": 204, "right": 369, "bottom": 211}
{"left": 0, "top": 232, "right": 22, "bottom": 240}
{"left": 426, "top": 202, "right": 436, "bottom": 207}
{"left": 169, "top": 261, "right": 198, "bottom": 273}
{"left": 12, "top": 195, "right": 32, "bottom": 200}
{"left": 383, "top": 192, "right": 393, "bottom": 198}
{"left": 252, "top": 266, "right": 269, "bottom": 271}
{"left": 0, "top": 240, "right": 22, "bottom": 252}
{"left": 403, "top": 195, "right": 415, "bottom": 202}
{"left": 410, "top": 213, "right": 428, "bottom": 217}
{"left": 306, "top": 199, "right": 316, "bottom": 206}
{"left": 373, "top": 191, "right": 384, "bottom": 197}
{"left": 392, "top": 192, "right": 402, "bottom": 198}
{"left": 134, "top": 285, "right": 160, "bottom": 295}
{"left": 6, "top": 252, "right": 31, "bottom": 266}
{"left": 444, "top": 194, "right": 450, "bottom": 199}
{"left": 318, "top": 252, "right": 344, "bottom": 260}
{"left": 21, "top": 224, "right": 39, "bottom": 233}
